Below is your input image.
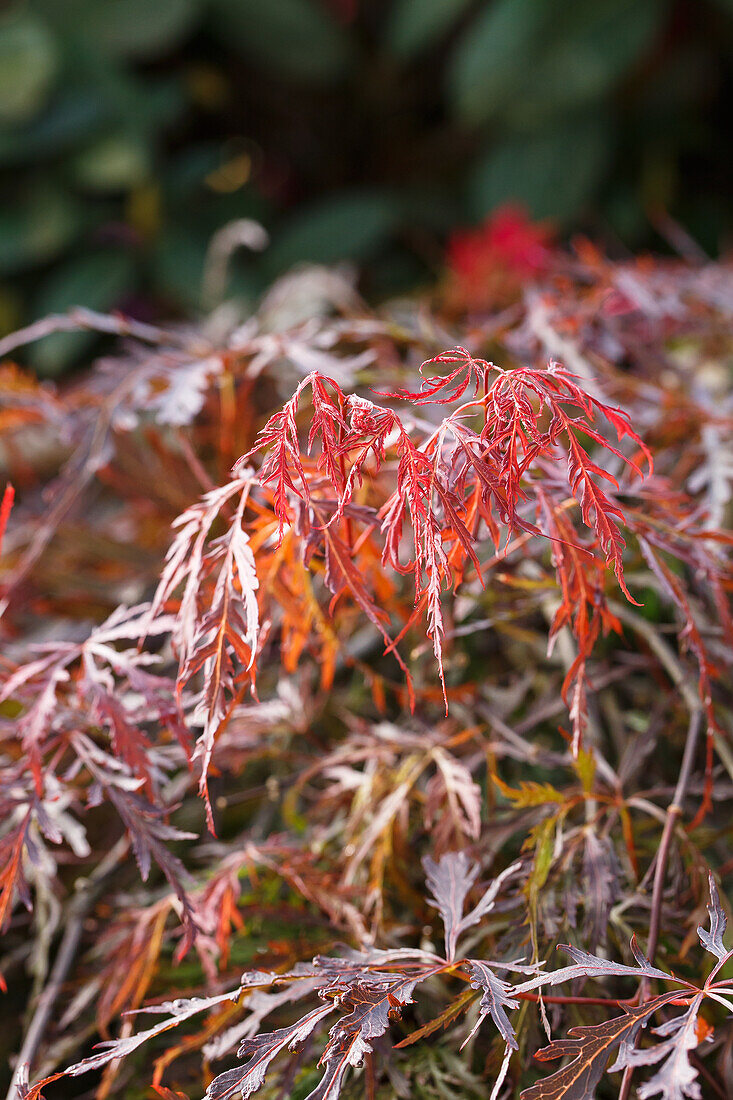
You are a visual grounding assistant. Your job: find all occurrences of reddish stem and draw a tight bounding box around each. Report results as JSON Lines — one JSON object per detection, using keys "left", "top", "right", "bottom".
{"left": 618, "top": 707, "right": 702, "bottom": 1100}
{"left": 515, "top": 992, "right": 634, "bottom": 1007}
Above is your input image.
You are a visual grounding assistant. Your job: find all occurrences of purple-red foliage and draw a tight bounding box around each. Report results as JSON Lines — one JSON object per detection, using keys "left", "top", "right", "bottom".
{"left": 0, "top": 238, "right": 732, "bottom": 1099}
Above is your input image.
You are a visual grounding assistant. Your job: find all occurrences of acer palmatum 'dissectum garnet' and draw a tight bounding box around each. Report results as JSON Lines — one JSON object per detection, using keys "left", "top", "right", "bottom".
{"left": 1, "top": 246, "right": 732, "bottom": 1098}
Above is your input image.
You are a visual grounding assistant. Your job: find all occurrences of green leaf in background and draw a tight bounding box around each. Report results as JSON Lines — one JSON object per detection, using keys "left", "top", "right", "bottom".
{"left": 386, "top": 0, "right": 474, "bottom": 59}
{"left": 71, "top": 132, "right": 151, "bottom": 192}
{"left": 0, "top": 91, "right": 105, "bottom": 166}
{"left": 151, "top": 230, "right": 210, "bottom": 312}
{"left": 0, "top": 10, "right": 58, "bottom": 123}
{"left": 210, "top": 0, "right": 352, "bottom": 82}
{"left": 0, "top": 186, "right": 83, "bottom": 274}
{"left": 504, "top": 0, "right": 667, "bottom": 128}
{"left": 0, "top": 0, "right": 727, "bottom": 375}
{"left": 58, "top": 56, "right": 185, "bottom": 141}
{"left": 31, "top": 251, "right": 136, "bottom": 375}
{"left": 447, "top": 0, "right": 556, "bottom": 124}
{"left": 468, "top": 115, "right": 611, "bottom": 223}
{"left": 448, "top": 0, "right": 666, "bottom": 126}
{"left": 39, "top": 0, "right": 201, "bottom": 60}
{"left": 266, "top": 191, "right": 401, "bottom": 272}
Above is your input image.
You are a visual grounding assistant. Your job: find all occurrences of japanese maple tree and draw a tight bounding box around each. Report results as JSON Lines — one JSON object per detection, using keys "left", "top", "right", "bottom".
{"left": 0, "top": 235, "right": 731, "bottom": 1099}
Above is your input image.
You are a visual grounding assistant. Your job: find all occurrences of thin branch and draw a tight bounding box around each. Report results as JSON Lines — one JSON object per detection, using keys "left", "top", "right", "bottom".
{"left": 0, "top": 307, "right": 211, "bottom": 361}
{"left": 647, "top": 709, "right": 703, "bottom": 962}
{"left": 607, "top": 601, "right": 701, "bottom": 716}
{"left": 6, "top": 838, "right": 128, "bottom": 1100}
{"left": 618, "top": 707, "right": 703, "bottom": 1100}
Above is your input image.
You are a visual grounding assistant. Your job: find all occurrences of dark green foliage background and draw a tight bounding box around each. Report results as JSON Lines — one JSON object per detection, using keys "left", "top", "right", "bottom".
{"left": 1, "top": 0, "right": 731, "bottom": 374}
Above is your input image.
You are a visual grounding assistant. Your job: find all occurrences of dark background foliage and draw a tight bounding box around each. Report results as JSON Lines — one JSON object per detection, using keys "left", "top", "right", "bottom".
{"left": 1, "top": 0, "right": 732, "bottom": 375}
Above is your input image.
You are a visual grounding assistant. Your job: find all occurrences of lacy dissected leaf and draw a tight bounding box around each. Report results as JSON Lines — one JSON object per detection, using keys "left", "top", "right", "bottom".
{"left": 231, "top": 342, "right": 654, "bottom": 710}
{"left": 240, "top": 372, "right": 347, "bottom": 536}
{"left": 384, "top": 346, "right": 490, "bottom": 405}
{"left": 520, "top": 995, "right": 677, "bottom": 1100}
{"left": 614, "top": 994, "right": 707, "bottom": 1100}
{"left": 68, "top": 730, "right": 198, "bottom": 956}
{"left": 463, "top": 960, "right": 520, "bottom": 1049}
{"left": 424, "top": 747, "right": 482, "bottom": 850}
{"left": 106, "top": 787, "right": 198, "bottom": 957}
{"left": 204, "top": 963, "right": 428, "bottom": 1100}
{"left": 24, "top": 991, "right": 242, "bottom": 1099}
{"left": 348, "top": 399, "right": 460, "bottom": 702}
{"left": 537, "top": 486, "right": 620, "bottom": 753}
{"left": 637, "top": 537, "right": 719, "bottom": 738}
{"left": 581, "top": 831, "right": 620, "bottom": 951}
{"left": 315, "top": 506, "right": 410, "bottom": 691}
{"left": 206, "top": 1002, "right": 335, "bottom": 1100}
{"left": 117, "top": 356, "right": 223, "bottom": 429}
{"left": 0, "top": 811, "right": 32, "bottom": 931}
{"left": 698, "top": 873, "right": 727, "bottom": 960}
{"left": 518, "top": 874, "right": 731, "bottom": 1099}
{"left": 306, "top": 974, "right": 419, "bottom": 1100}
{"left": 1, "top": 603, "right": 179, "bottom": 782}
{"left": 0, "top": 606, "right": 189, "bottom": 931}
{"left": 423, "top": 851, "right": 479, "bottom": 962}
{"left": 485, "top": 363, "right": 650, "bottom": 597}
{"left": 423, "top": 852, "right": 519, "bottom": 962}
{"left": 513, "top": 939, "right": 673, "bottom": 995}
{"left": 147, "top": 475, "right": 260, "bottom": 826}
{"left": 204, "top": 977, "right": 323, "bottom": 1063}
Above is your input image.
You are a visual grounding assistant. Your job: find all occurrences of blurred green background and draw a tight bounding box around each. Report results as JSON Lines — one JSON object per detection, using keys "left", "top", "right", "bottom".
{"left": 1, "top": 0, "right": 731, "bottom": 374}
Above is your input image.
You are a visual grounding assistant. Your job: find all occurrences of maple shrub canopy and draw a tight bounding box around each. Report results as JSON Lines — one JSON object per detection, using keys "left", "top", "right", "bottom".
{"left": 1, "top": 230, "right": 732, "bottom": 1099}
